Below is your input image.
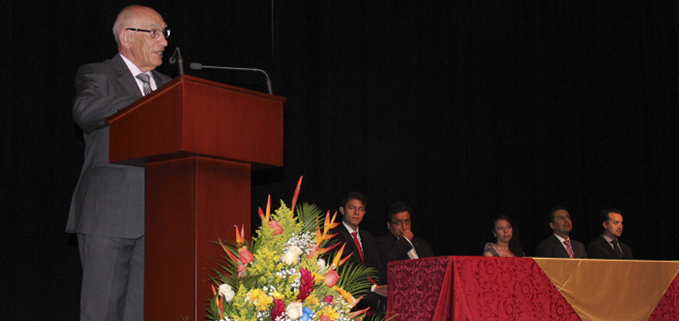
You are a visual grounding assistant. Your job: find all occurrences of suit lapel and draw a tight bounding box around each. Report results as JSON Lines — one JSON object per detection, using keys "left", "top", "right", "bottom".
{"left": 551, "top": 234, "right": 570, "bottom": 258}
{"left": 110, "top": 54, "right": 144, "bottom": 98}
{"left": 600, "top": 236, "right": 619, "bottom": 258}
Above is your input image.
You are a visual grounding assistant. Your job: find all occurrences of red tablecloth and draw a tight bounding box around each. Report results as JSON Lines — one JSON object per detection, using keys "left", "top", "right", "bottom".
{"left": 386, "top": 256, "right": 679, "bottom": 321}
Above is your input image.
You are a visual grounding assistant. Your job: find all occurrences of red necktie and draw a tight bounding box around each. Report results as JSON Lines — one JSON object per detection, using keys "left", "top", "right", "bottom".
{"left": 351, "top": 232, "right": 365, "bottom": 263}
{"left": 563, "top": 240, "right": 575, "bottom": 258}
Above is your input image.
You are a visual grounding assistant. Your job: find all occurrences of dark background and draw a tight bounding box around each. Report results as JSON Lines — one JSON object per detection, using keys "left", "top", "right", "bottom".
{"left": 2, "top": 0, "right": 678, "bottom": 318}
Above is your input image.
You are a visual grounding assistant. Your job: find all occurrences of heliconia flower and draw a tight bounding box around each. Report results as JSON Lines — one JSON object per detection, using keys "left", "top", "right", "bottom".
{"left": 324, "top": 269, "right": 340, "bottom": 287}
{"left": 307, "top": 211, "right": 341, "bottom": 258}
{"left": 219, "top": 240, "right": 246, "bottom": 277}
{"left": 269, "top": 219, "right": 283, "bottom": 235}
{"left": 330, "top": 243, "right": 352, "bottom": 270}
{"left": 258, "top": 195, "right": 272, "bottom": 223}
{"left": 322, "top": 295, "right": 333, "bottom": 304}
{"left": 210, "top": 285, "right": 225, "bottom": 319}
{"left": 271, "top": 299, "right": 286, "bottom": 319}
{"left": 323, "top": 211, "right": 341, "bottom": 235}
{"left": 234, "top": 225, "right": 246, "bottom": 246}
{"left": 216, "top": 295, "right": 224, "bottom": 319}
{"left": 297, "top": 268, "right": 315, "bottom": 301}
{"left": 290, "top": 176, "right": 303, "bottom": 216}
{"left": 347, "top": 307, "right": 370, "bottom": 319}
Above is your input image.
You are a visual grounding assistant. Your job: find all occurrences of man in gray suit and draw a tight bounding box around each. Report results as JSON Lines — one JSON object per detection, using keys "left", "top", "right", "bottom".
{"left": 535, "top": 206, "right": 587, "bottom": 258}
{"left": 67, "top": 5, "right": 172, "bottom": 320}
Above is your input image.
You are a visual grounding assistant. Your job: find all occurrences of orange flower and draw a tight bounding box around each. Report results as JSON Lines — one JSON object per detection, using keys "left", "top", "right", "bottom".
{"left": 290, "top": 176, "right": 303, "bottom": 216}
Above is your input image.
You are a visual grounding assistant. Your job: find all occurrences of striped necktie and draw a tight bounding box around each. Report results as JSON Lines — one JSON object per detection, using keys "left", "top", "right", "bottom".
{"left": 135, "top": 73, "right": 152, "bottom": 96}
{"left": 563, "top": 239, "right": 575, "bottom": 258}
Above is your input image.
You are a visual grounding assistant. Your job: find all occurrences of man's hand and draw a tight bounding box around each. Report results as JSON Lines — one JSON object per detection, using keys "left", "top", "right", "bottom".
{"left": 401, "top": 229, "right": 414, "bottom": 241}
{"left": 374, "top": 284, "right": 388, "bottom": 297}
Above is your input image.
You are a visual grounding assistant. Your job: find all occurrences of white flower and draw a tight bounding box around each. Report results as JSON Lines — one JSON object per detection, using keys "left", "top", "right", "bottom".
{"left": 281, "top": 246, "right": 304, "bottom": 265}
{"left": 286, "top": 301, "right": 304, "bottom": 320}
{"left": 219, "top": 283, "right": 235, "bottom": 303}
{"left": 317, "top": 258, "right": 326, "bottom": 271}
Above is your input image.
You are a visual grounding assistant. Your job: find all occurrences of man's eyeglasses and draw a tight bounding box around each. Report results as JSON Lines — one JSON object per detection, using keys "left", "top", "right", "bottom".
{"left": 390, "top": 220, "right": 411, "bottom": 226}
{"left": 126, "top": 27, "right": 171, "bottom": 39}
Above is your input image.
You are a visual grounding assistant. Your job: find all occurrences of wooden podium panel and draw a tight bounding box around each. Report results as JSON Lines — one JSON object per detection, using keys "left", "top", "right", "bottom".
{"left": 108, "top": 75, "right": 285, "bottom": 167}
{"left": 106, "top": 75, "right": 286, "bottom": 320}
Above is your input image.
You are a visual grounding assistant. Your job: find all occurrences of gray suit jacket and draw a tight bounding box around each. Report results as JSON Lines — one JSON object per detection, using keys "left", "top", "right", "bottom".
{"left": 67, "top": 54, "right": 172, "bottom": 239}
{"left": 535, "top": 234, "right": 588, "bottom": 258}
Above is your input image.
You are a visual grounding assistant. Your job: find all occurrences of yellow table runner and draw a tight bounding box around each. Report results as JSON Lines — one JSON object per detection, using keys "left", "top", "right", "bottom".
{"left": 534, "top": 258, "right": 679, "bottom": 321}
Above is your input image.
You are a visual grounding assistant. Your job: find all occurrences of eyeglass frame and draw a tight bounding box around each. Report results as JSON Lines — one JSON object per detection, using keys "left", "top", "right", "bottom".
{"left": 389, "top": 219, "right": 411, "bottom": 227}
{"left": 125, "top": 27, "right": 171, "bottom": 39}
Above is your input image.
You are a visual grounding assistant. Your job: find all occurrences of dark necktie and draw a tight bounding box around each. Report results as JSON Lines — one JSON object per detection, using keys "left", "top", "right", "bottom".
{"left": 350, "top": 232, "right": 365, "bottom": 264}
{"left": 135, "top": 73, "right": 152, "bottom": 96}
{"left": 563, "top": 239, "right": 575, "bottom": 258}
{"left": 611, "top": 240, "right": 623, "bottom": 258}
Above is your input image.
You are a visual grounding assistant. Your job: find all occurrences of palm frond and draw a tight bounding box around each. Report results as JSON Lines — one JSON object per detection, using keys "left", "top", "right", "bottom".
{"left": 335, "top": 261, "right": 375, "bottom": 296}
{"left": 296, "top": 202, "right": 324, "bottom": 234}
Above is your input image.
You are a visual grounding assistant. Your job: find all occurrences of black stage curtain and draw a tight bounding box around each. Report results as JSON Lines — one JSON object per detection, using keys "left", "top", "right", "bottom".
{"left": 3, "top": 0, "right": 678, "bottom": 318}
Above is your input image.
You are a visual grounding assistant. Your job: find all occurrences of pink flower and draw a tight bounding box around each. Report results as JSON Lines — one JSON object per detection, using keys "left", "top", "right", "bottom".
{"left": 239, "top": 247, "right": 254, "bottom": 264}
{"left": 297, "top": 268, "right": 315, "bottom": 301}
{"left": 324, "top": 270, "right": 340, "bottom": 287}
{"left": 320, "top": 315, "right": 331, "bottom": 321}
{"left": 269, "top": 220, "right": 283, "bottom": 235}
{"left": 322, "top": 295, "right": 333, "bottom": 304}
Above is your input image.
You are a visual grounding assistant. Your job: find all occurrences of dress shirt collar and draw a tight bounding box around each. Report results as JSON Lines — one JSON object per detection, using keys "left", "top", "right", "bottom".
{"left": 119, "top": 53, "right": 158, "bottom": 93}
{"left": 553, "top": 233, "right": 569, "bottom": 243}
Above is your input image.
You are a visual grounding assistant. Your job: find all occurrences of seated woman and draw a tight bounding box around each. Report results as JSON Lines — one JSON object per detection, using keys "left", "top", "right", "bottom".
{"left": 483, "top": 215, "right": 525, "bottom": 257}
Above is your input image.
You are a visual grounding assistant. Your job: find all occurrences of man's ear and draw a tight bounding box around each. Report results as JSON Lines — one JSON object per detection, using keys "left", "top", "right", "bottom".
{"left": 602, "top": 221, "right": 607, "bottom": 230}
{"left": 548, "top": 222, "right": 555, "bottom": 230}
{"left": 339, "top": 207, "right": 344, "bottom": 215}
{"left": 119, "top": 29, "right": 132, "bottom": 48}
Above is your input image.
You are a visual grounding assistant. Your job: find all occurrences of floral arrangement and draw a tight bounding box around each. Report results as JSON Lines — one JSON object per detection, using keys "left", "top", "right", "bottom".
{"left": 207, "top": 178, "right": 375, "bottom": 321}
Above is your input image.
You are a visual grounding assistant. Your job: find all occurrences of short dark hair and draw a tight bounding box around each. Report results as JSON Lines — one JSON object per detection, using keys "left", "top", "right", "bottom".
{"left": 599, "top": 208, "right": 622, "bottom": 225}
{"left": 548, "top": 206, "right": 567, "bottom": 223}
{"left": 340, "top": 191, "right": 367, "bottom": 209}
{"left": 385, "top": 201, "right": 412, "bottom": 222}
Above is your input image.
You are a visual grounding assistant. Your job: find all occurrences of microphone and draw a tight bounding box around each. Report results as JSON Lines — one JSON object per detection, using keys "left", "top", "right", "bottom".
{"left": 190, "top": 62, "right": 273, "bottom": 95}
{"left": 168, "top": 47, "right": 184, "bottom": 75}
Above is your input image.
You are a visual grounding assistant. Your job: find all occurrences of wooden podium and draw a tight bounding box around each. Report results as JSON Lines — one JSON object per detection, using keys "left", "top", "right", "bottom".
{"left": 107, "top": 75, "right": 286, "bottom": 320}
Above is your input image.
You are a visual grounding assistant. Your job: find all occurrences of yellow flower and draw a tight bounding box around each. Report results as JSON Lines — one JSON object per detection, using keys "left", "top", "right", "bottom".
{"left": 272, "top": 290, "right": 285, "bottom": 300}
{"left": 254, "top": 294, "right": 272, "bottom": 311}
{"left": 312, "top": 272, "right": 324, "bottom": 284}
{"left": 321, "top": 306, "right": 340, "bottom": 320}
{"left": 247, "top": 289, "right": 264, "bottom": 301}
{"left": 305, "top": 294, "right": 320, "bottom": 306}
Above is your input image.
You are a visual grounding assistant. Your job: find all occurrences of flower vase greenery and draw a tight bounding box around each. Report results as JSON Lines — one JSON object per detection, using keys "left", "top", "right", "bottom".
{"left": 207, "top": 178, "right": 376, "bottom": 321}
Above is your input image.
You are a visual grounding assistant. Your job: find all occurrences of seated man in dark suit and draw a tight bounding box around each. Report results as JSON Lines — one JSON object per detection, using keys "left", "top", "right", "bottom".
{"left": 375, "top": 201, "right": 434, "bottom": 282}
{"left": 587, "top": 209, "right": 633, "bottom": 259}
{"left": 535, "top": 206, "right": 587, "bottom": 258}
{"left": 329, "top": 192, "right": 387, "bottom": 315}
